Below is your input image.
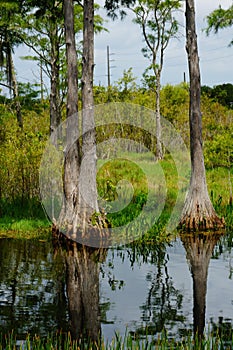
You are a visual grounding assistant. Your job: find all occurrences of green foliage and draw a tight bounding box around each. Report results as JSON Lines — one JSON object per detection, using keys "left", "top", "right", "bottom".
{"left": 2, "top": 0, "right": 107, "bottom": 112}
{"left": 141, "top": 70, "right": 156, "bottom": 92}
{"left": 207, "top": 167, "right": 233, "bottom": 231}
{"left": 160, "top": 83, "right": 189, "bottom": 120}
{"left": 0, "top": 218, "right": 50, "bottom": 239}
{"left": 0, "top": 0, "right": 23, "bottom": 83}
{"left": 0, "top": 197, "right": 45, "bottom": 219}
{"left": 202, "top": 83, "right": 233, "bottom": 109}
{"left": 132, "top": 0, "right": 181, "bottom": 76}
{"left": 97, "top": 157, "right": 148, "bottom": 226}
{"left": 132, "top": 0, "right": 181, "bottom": 50}
{"left": 96, "top": 153, "right": 181, "bottom": 234}
{"left": 204, "top": 127, "right": 233, "bottom": 168}
{"left": 0, "top": 82, "right": 233, "bottom": 233}
{"left": 206, "top": 4, "right": 233, "bottom": 45}
{"left": 0, "top": 103, "right": 49, "bottom": 205}
{"left": 116, "top": 68, "right": 138, "bottom": 100}
{"left": 202, "top": 94, "right": 233, "bottom": 171}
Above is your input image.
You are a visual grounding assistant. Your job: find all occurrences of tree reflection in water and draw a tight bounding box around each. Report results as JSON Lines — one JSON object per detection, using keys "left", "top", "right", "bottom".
{"left": 126, "top": 242, "right": 186, "bottom": 338}
{"left": 139, "top": 252, "right": 185, "bottom": 334}
{"left": 1, "top": 231, "right": 232, "bottom": 344}
{"left": 181, "top": 232, "right": 223, "bottom": 339}
{"left": 56, "top": 239, "right": 107, "bottom": 342}
{"left": 0, "top": 239, "right": 68, "bottom": 338}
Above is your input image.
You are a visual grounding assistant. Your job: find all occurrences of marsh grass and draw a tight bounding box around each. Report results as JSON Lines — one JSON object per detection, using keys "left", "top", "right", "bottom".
{"left": 96, "top": 153, "right": 180, "bottom": 233}
{"left": 207, "top": 167, "right": 233, "bottom": 231}
{"left": 0, "top": 154, "right": 232, "bottom": 238}
{"left": 0, "top": 226, "right": 51, "bottom": 240}
{"left": 1, "top": 331, "right": 232, "bottom": 350}
{"left": 0, "top": 215, "right": 50, "bottom": 240}
{"left": 97, "top": 152, "right": 232, "bottom": 235}
{"left": 0, "top": 198, "right": 50, "bottom": 239}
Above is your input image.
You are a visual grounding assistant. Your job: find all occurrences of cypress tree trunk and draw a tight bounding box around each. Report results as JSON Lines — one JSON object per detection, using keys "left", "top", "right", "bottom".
{"left": 9, "top": 53, "right": 23, "bottom": 129}
{"left": 57, "top": 0, "right": 80, "bottom": 232}
{"left": 155, "top": 70, "right": 163, "bottom": 160}
{"left": 180, "top": 0, "right": 225, "bottom": 230}
{"left": 53, "top": 0, "right": 108, "bottom": 244}
{"left": 80, "top": 0, "right": 99, "bottom": 219}
{"left": 12, "top": 79, "right": 22, "bottom": 129}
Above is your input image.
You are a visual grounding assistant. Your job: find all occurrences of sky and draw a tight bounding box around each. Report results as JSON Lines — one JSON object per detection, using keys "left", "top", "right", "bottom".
{"left": 12, "top": 0, "right": 233, "bottom": 92}
{"left": 94, "top": 0, "right": 233, "bottom": 87}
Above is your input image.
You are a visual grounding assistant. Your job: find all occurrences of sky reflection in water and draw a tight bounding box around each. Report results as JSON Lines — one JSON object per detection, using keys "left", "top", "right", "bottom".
{"left": 0, "top": 234, "right": 232, "bottom": 341}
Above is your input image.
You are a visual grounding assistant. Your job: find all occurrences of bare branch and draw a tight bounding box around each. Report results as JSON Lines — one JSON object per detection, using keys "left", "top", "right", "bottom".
{"left": 0, "top": 82, "right": 14, "bottom": 91}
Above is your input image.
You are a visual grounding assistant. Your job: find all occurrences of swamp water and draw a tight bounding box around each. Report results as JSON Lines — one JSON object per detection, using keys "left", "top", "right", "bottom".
{"left": 0, "top": 233, "right": 233, "bottom": 343}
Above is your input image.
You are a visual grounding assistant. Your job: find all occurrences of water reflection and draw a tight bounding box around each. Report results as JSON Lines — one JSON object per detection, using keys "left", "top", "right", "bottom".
{"left": 181, "top": 233, "right": 223, "bottom": 338}
{"left": 58, "top": 240, "right": 107, "bottom": 341}
{"left": 0, "top": 239, "right": 68, "bottom": 338}
{"left": 0, "top": 233, "right": 233, "bottom": 342}
{"left": 129, "top": 249, "right": 185, "bottom": 337}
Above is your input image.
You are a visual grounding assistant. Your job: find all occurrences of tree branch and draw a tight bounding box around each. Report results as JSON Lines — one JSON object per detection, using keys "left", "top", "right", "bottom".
{"left": 0, "top": 82, "right": 13, "bottom": 91}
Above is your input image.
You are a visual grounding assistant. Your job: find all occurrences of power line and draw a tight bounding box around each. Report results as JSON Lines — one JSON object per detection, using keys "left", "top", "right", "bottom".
{"left": 95, "top": 45, "right": 232, "bottom": 70}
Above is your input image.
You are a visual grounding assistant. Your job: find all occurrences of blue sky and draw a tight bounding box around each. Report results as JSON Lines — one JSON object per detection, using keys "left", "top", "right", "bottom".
{"left": 13, "top": 0, "right": 232, "bottom": 92}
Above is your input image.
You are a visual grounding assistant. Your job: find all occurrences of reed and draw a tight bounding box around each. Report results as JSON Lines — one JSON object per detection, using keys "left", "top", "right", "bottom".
{"left": 0, "top": 330, "right": 232, "bottom": 350}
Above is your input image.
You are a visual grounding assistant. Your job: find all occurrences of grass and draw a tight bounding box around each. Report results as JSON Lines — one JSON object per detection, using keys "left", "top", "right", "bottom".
{"left": 0, "top": 216, "right": 49, "bottom": 230}
{"left": 97, "top": 152, "right": 233, "bottom": 235}
{"left": 0, "top": 198, "right": 51, "bottom": 239}
{"left": 0, "top": 224, "right": 51, "bottom": 240}
{"left": 0, "top": 154, "right": 232, "bottom": 239}
{"left": 97, "top": 153, "right": 181, "bottom": 227}
{"left": 0, "top": 330, "right": 232, "bottom": 350}
{"left": 207, "top": 166, "right": 233, "bottom": 231}
{"left": 207, "top": 167, "right": 232, "bottom": 205}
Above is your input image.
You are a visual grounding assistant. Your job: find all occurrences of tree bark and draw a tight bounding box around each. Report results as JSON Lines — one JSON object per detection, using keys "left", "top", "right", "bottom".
{"left": 155, "top": 69, "right": 163, "bottom": 160}
{"left": 57, "top": 0, "right": 80, "bottom": 231}
{"left": 54, "top": 0, "right": 109, "bottom": 244}
{"left": 10, "top": 54, "right": 23, "bottom": 129}
{"left": 81, "top": 0, "right": 99, "bottom": 218}
{"left": 49, "top": 22, "right": 61, "bottom": 137}
{"left": 64, "top": 0, "right": 79, "bottom": 119}
{"left": 179, "top": 0, "right": 225, "bottom": 230}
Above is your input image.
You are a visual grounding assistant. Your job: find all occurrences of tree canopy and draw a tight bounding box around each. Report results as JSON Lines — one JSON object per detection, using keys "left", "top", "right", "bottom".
{"left": 206, "top": 4, "right": 233, "bottom": 45}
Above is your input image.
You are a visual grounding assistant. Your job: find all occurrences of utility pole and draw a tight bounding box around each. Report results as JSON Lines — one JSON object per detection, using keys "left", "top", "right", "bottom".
{"left": 40, "top": 59, "right": 44, "bottom": 102}
{"left": 106, "top": 46, "right": 116, "bottom": 101}
{"left": 183, "top": 71, "right": 186, "bottom": 83}
{"left": 107, "top": 46, "right": 116, "bottom": 87}
{"left": 107, "top": 45, "right": 111, "bottom": 88}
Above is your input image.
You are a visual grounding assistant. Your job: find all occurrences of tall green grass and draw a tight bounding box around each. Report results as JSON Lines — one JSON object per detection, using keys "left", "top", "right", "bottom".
{"left": 0, "top": 155, "right": 232, "bottom": 237}
{"left": 0, "top": 197, "right": 50, "bottom": 239}
{"left": 207, "top": 167, "right": 233, "bottom": 231}
{"left": 97, "top": 153, "right": 233, "bottom": 237}
{"left": 0, "top": 330, "right": 232, "bottom": 350}
{"left": 0, "top": 197, "right": 46, "bottom": 219}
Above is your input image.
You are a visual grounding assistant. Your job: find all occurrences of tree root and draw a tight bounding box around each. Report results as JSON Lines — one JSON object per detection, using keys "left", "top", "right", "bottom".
{"left": 179, "top": 200, "right": 225, "bottom": 232}
{"left": 52, "top": 213, "right": 111, "bottom": 247}
{"left": 179, "top": 214, "right": 225, "bottom": 231}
